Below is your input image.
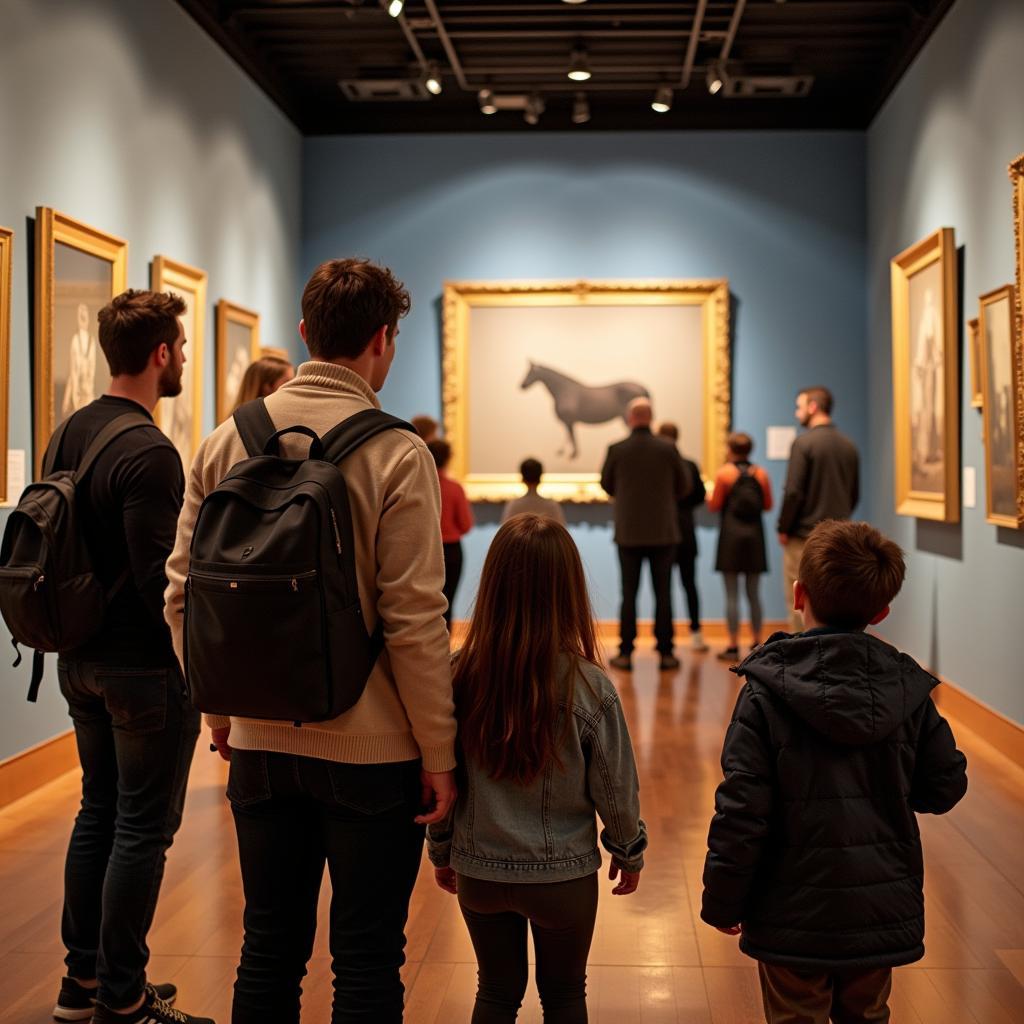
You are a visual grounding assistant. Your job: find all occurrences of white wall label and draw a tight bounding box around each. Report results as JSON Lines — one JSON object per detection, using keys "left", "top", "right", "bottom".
{"left": 766, "top": 426, "right": 797, "bottom": 461}
{"left": 6, "top": 450, "right": 25, "bottom": 506}
{"left": 962, "top": 466, "right": 976, "bottom": 509}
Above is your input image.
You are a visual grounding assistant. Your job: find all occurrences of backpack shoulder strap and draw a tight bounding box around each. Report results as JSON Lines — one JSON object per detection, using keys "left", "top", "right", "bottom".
{"left": 321, "top": 409, "right": 417, "bottom": 465}
{"left": 72, "top": 413, "right": 157, "bottom": 484}
{"left": 41, "top": 415, "right": 77, "bottom": 478}
{"left": 232, "top": 398, "right": 278, "bottom": 458}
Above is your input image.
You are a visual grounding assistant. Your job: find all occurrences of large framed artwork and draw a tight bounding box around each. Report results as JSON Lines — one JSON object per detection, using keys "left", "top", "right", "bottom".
{"left": 890, "top": 228, "right": 959, "bottom": 522}
{"left": 442, "top": 279, "right": 731, "bottom": 502}
{"left": 0, "top": 226, "right": 11, "bottom": 501}
{"left": 978, "top": 285, "right": 1022, "bottom": 527}
{"left": 34, "top": 208, "right": 128, "bottom": 477}
{"left": 215, "top": 300, "right": 260, "bottom": 424}
{"left": 1009, "top": 153, "right": 1024, "bottom": 525}
{"left": 151, "top": 257, "right": 206, "bottom": 470}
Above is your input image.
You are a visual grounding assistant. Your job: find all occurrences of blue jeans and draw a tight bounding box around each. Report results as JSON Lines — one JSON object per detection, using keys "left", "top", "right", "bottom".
{"left": 58, "top": 660, "right": 200, "bottom": 1009}
{"left": 227, "top": 751, "right": 425, "bottom": 1024}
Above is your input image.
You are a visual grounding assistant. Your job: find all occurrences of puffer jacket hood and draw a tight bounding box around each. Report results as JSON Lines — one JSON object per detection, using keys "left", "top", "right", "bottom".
{"left": 735, "top": 630, "right": 938, "bottom": 746}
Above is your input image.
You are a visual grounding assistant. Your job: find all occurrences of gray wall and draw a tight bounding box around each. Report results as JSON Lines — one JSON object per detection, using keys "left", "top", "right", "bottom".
{"left": 0, "top": 0, "right": 303, "bottom": 761}
{"left": 867, "top": 0, "right": 1024, "bottom": 722}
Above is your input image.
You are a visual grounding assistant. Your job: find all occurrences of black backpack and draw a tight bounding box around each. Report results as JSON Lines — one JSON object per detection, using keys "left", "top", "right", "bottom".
{"left": 727, "top": 464, "right": 765, "bottom": 523}
{"left": 0, "top": 412, "right": 154, "bottom": 700}
{"left": 183, "top": 399, "right": 415, "bottom": 723}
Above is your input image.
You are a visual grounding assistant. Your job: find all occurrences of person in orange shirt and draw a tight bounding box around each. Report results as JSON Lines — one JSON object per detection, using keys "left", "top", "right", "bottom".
{"left": 428, "top": 439, "right": 474, "bottom": 629}
{"left": 708, "top": 433, "right": 774, "bottom": 662}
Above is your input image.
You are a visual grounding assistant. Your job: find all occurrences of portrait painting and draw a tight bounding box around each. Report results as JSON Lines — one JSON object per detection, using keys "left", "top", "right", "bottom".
{"left": 890, "top": 228, "right": 959, "bottom": 521}
{"left": 152, "top": 256, "right": 207, "bottom": 471}
{"left": 215, "top": 300, "right": 260, "bottom": 423}
{"left": 443, "top": 279, "right": 731, "bottom": 502}
{"left": 0, "top": 226, "right": 11, "bottom": 501}
{"left": 34, "top": 208, "right": 127, "bottom": 477}
{"left": 979, "top": 285, "right": 1022, "bottom": 527}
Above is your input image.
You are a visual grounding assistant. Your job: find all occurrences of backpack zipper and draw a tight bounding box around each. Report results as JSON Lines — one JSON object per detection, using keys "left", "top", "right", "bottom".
{"left": 329, "top": 508, "right": 342, "bottom": 554}
{"left": 188, "top": 569, "right": 317, "bottom": 591}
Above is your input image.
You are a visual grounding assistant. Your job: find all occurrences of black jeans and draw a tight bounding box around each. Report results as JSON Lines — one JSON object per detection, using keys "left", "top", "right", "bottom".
{"left": 675, "top": 542, "right": 701, "bottom": 633}
{"left": 457, "top": 873, "right": 599, "bottom": 1024}
{"left": 228, "top": 751, "right": 426, "bottom": 1024}
{"left": 442, "top": 540, "right": 464, "bottom": 627}
{"left": 617, "top": 544, "right": 675, "bottom": 655}
{"left": 58, "top": 659, "right": 200, "bottom": 1010}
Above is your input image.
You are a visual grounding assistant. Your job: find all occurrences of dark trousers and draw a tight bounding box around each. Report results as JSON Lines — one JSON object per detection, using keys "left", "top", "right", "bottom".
{"left": 228, "top": 751, "right": 425, "bottom": 1024}
{"left": 442, "top": 540, "right": 464, "bottom": 628}
{"left": 617, "top": 544, "right": 675, "bottom": 656}
{"left": 57, "top": 660, "right": 200, "bottom": 1010}
{"left": 675, "top": 543, "right": 701, "bottom": 633}
{"left": 457, "top": 873, "right": 599, "bottom": 1024}
{"left": 758, "top": 963, "right": 892, "bottom": 1024}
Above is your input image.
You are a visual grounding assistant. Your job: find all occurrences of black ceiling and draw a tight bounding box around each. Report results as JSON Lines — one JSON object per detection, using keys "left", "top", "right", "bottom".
{"left": 174, "top": 0, "right": 958, "bottom": 134}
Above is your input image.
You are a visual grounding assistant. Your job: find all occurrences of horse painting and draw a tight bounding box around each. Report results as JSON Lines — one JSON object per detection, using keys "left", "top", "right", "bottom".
{"left": 520, "top": 361, "right": 651, "bottom": 459}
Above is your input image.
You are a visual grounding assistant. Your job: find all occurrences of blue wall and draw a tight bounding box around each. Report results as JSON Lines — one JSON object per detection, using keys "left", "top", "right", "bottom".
{"left": 0, "top": 0, "right": 303, "bottom": 761}
{"left": 303, "top": 132, "right": 868, "bottom": 626}
{"left": 867, "top": 0, "right": 1024, "bottom": 723}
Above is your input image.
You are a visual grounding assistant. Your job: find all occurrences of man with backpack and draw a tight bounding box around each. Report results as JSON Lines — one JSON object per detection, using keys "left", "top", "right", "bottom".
{"left": 26, "top": 290, "right": 208, "bottom": 1023}
{"left": 163, "top": 258, "right": 457, "bottom": 1024}
{"left": 777, "top": 387, "right": 860, "bottom": 632}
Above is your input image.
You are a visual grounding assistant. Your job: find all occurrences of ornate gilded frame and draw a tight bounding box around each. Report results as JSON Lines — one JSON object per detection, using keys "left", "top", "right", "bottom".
{"left": 442, "top": 278, "right": 731, "bottom": 502}
{"left": 0, "top": 227, "right": 12, "bottom": 502}
{"left": 967, "top": 316, "right": 983, "bottom": 409}
{"left": 34, "top": 208, "right": 128, "bottom": 477}
{"left": 978, "top": 284, "right": 1022, "bottom": 528}
{"left": 890, "top": 228, "right": 959, "bottom": 522}
{"left": 152, "top": 256, "right": 207, "bottom": 467}
{"left": 215, "top": 299, "right": 260, "bottom": 424}
{"left": 1009, "top": 153, "right": 1024, "bottom": 526}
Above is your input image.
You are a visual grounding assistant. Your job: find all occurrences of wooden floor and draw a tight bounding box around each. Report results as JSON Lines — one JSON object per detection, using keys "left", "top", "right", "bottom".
{"left": 2, "top": 647, "right": 1023, "bottom": 1022}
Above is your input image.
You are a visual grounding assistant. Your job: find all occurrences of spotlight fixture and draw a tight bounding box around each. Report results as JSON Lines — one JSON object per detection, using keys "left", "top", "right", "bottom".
{"left": 567, "top": 47, "right": 591, "bottom": 82}
{"left": 478, "top": 89, "right": 498, "bottom": 115}
{"left": 572, "top": 92, "right": 590, "bottom": 125}
{"left": 386, "top": 0, "right": 403, "bottom": 16}
{"left": 707, "top": 62, "right": 724, "bottom": 95}
{"left": 424, "top": 62, "right": 443, "bottom": 96}
{"left": 562, "top": 0, "right": 589, "bottom": 4}
{"left": 524, "top": 93, "right": 545, "bottom": 126}
{"left": 651, "top": 85, "right": 673, "bottom": 113}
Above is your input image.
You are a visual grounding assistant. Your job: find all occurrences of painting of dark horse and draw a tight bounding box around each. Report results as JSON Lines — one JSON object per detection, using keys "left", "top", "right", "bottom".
{"left": 520, "top": 361, "right": 650, "bottom": 459}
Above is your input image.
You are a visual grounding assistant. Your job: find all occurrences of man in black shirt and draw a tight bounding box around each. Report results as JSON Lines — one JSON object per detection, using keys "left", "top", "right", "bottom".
{"left": 47, "top": 290, "right": 210, "bottom": 1024}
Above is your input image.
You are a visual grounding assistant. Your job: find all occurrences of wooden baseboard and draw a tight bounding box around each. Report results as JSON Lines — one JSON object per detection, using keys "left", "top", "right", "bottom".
{"left": 933, "top": 677, "right": 1024, "bottom": 770}
{"left": 450, "top": 619, "right": 788, "bottom": 645}
{"left": 0, "top": 730, "right": 77, "bottom": 810}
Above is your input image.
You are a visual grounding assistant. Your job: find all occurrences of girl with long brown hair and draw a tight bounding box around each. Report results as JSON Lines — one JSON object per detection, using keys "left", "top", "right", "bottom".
{"left": 229, "top": 353, "right": 294, "bottom": 412}
{"left": 428, "top": 513, "right": 646, "bottom": 1024}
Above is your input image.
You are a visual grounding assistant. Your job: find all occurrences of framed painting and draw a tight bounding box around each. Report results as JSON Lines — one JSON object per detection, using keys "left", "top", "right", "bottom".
{"left": 890, "top": 228, "right": 959, "bottom": 521}
{"left": 979, "top": 285, "right": 1022, "bottom": 527}
{"left": 34, "top": 208, "right": 128, "bottom": 477}
{"left": 0, "top": 226, "right": 11, "bottom": 501}
{"left": 215, "top": 300, "right": 260, "bottom": 424}
{"left": 967, "top": 316, "right": 982, "bottom": 409}
{"left": 442, "top": 279, "right": 731, "bottom": 502}
{"left": 151, "top": 256, "right": 206, "bottom": 471}
{"left": 1009, "top": 153, "right": 1024, "bottom": 525}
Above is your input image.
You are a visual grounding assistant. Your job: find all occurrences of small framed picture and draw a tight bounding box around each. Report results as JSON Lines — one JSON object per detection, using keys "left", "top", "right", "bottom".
{"left": 215, "top": 300, "right": 260, "bottom": 424}
{"left": 967, "top": 316, "right": 983, "bottom": 409}
{"left": 0, "top": 226, "right": 12, "bottom": 501}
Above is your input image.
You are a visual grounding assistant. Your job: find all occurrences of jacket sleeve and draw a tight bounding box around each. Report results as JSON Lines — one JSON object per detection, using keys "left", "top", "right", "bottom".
{"left": 674, "top": 451, "right": 693, "bottom": 500}
{"left": 776, "top": 438, "right": 808, "bottom": 535}
{"left": 701, "top": 686, "right": 775, "bottom": 928}
{"left": 584, "top": 686, "right": 647, "bottom": 872}
{"left": 600, "top": 447, "right": 616, "bottom": 496}
{"left": 682, "top": 463, "right": 706, "bottom": 510}
{"left": 909, "top": 698, "right": 968, "bottom": 814}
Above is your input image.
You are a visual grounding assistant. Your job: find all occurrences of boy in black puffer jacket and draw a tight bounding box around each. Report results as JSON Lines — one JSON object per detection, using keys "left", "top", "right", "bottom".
{"left": 700, "top": 520, "right": 967, "bottom": 1024}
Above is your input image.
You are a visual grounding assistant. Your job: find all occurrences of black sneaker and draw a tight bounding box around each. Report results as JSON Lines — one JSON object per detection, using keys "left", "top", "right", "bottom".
{"left": 55, "top": 980, "right": 177, "bottom": 1022}
{"left": 93, "top": 984, "right": 209, "bottom": 1024}
{"left": 609, "top": 654, "right": 633, "bottom": 671}
{"left": 658, "top": 654, "right": 681, "bottom": 670}
{"left": 716, "top": 646, "right": 740, "bottom": 662}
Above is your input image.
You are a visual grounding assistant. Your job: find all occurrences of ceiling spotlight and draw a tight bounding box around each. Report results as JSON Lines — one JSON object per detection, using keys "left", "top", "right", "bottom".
{"left": 651, "top": 85, "right": 673, "bottom": 113}
{"left": 568, "top": 47, "right": 591, "bottom": 82}
{"left": 478, "top": 89, "right": 497, "bottom": 115}
{"left": 424, "top": 62, "right": 443, "bottom": 96}
{"left": 707, "top": 62, "right": 724, "bottom": 95}
{"left": 572, "top": 92, "right": 590, "bottom": 125}
{"left": 386, "top": 0, "right": 404, "bottom": 17}
{"left": 562, "top": 0, "right": 589, "bottom": 4}
{"left": 524, "top": 93, "right": 545, "bottom": 126}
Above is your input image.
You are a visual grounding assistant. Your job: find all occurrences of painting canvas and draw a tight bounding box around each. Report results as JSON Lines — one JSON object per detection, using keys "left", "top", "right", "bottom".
{"left": 979, "top": 285, "right": 1022, "bottom": 527}
{"left": 890, "top": 228, "right": 959, "bottom": 521}
{"left": 152, "top": 257, "right": 206, "bottom": 471}
{"left": 1009, "top": 153, "right": 1024, "bottom": 524}
{"left": 443, "top": 280, "right": 731, "bottom": 502}
{"left": 215, "top": 300, "right": 260, "bottom": 423}
{"left": 34, "top": 208, "right": 127, "bottom": 476}
{"left": 0, "top": 226, "right": 11, "bottom": 501}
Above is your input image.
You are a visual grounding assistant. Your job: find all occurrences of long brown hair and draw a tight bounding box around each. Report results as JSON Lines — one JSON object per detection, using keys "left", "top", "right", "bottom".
{"left": 231, "top": 355, "right": 294, "bottom": 412}
{"left": 454, "top": 513, "right": 601, "bottom": 785}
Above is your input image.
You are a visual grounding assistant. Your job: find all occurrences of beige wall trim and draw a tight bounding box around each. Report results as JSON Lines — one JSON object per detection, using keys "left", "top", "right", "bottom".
{"left": 0, "top": 729, "right": 77, "bottom": 810}
{"left": 933, "top": 677, "right": 1024, "bottom": 770}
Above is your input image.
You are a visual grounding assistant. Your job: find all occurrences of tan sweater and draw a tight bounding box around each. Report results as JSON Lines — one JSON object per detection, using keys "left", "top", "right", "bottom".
{"left": 163, "top": 361, "right": 456, "bottom": 772}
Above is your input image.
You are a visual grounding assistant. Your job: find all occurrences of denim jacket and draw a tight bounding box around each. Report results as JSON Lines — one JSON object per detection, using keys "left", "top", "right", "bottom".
{"left": 427, "top": 657, "right": 647, "bottom": 883}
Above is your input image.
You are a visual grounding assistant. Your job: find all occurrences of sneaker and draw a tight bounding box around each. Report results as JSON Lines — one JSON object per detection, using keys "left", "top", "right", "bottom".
{"left": 690, "top": 631, "right": 709, "bottom": 653}
{"left": 609, "top": 654, "right": 633, "bottom": 671}
{"left": 716, "top": 646, "right": 740, "bottom": 662}
{"left": 53, "top": 977, "right": 99, "bottom": 1021}
{"left": 658, "top": 654, "right": 681, "bottom": 670}
{"left": 93, "top": 983, "right": 208, "bottom": 1024}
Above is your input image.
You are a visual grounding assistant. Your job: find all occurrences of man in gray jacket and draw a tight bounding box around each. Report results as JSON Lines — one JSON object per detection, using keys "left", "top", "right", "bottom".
{"left": 600, "top": 398, "right": 691, "bottom": 670}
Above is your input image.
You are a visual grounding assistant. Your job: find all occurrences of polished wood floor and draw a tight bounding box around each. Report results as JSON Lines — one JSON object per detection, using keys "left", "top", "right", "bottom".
{"left": 2, "top": 647, "right": 1023, "bottom": 1022}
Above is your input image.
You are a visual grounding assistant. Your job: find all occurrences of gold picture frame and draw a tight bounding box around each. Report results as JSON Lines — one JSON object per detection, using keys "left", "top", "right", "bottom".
{"left": 34, "top": 208, "right": 128, "bottom": 477}
{"left": 967, "top": 316, "right": 983, "bottom": 409}
{"left": 890, "top": 228, "right": 959, "bottom": 521}
{"left": 442, "top": 278, "right": 731, "bottom": 502}
{"left": 151, "top": 256, "right": 207, "bottom": 470}
{"left": 978, "top": 284, "right": 1022, "bottom": 527}
{"left": 215, "top": 300, "right": 260, "bottom": 424}
{"left": 0, "top": 226, "right": 12, "bottom": 502}
{"left": 1009, "top": 153, "right": 1024, "bottom": 526}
